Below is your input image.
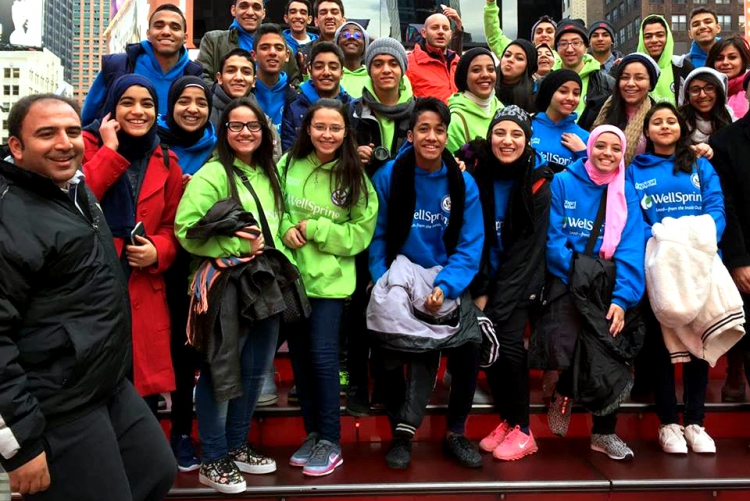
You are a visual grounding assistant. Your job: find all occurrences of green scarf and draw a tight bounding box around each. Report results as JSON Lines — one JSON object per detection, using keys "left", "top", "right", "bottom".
{"left": 637, "top": 14, "right": 675, "bottom": 105}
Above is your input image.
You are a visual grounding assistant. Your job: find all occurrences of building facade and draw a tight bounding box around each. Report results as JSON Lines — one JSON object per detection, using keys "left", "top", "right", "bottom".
{"left": 43, "top": 0, "right": 74, "bottom": 82}
{"left": 605, "top": 0, "right": 745, "bottom": 56}
{"left": 73, "top": 0, "right": 110, "bottom": 105}
{"left": 562, "top": 0, "right": 605, "bottom": 25}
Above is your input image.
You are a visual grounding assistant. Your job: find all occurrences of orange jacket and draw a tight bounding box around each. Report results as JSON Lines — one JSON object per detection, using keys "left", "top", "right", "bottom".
{"left": 406, "top": 43, "right": 459, "bottom": 103}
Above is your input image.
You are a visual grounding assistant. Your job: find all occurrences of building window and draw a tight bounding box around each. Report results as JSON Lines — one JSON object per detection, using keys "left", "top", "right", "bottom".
{"left": 2, "top": 69, "right": 9, "bottom": 78}
{"left": 619, "top": 28, "right": 625, "bottom": 45}
{"left": 12, "top": 68, "right": 19, "bottom": 78}
{"left": 740, "top": 15, "right": 746, "bottom": 31}
{"left": 672, "top": 15, "right": 687, "bottom": 32}
{"left": 2, "top": 86, "right": 8, "bottom": 95}
{"left": 11, "top": 86, "right": 18, "bottom": 96}
{"left": 618, "top": 2, "right": 625, "bottom": 17}
{"left": 627, "top": 23, "right": 633, "bottom": 40}
{"left": 716, "top": 0, "right": 730, "bottom": 3}
{"left": 718, "top": 15, "right": 731, "bottom": 29}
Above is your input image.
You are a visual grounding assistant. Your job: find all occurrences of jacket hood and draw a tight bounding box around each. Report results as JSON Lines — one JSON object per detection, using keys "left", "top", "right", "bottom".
{"left": 636, "top": 15, "right": 674, "bottom": 70}
{"left": 447, "top": 92, "right": 500, "bottom": 120}
{"left": 564, "top": 157, "right": 596, "bottom": 186}
{"left": 140, "top": 40, "right": 192, "bottom": 78}
{"left": 534, "top": 110, "right": 580, "bottom": 129}
{"left": 299, "top": 80, "right": 350, "bottom": 105}
{"left": 630, "top": 152, "right": 673, "bottom": 170}
{"left": 578, "top": 54, "right": 604, "bottom": 80}
{"left": 363, "top": 76, "right": 414, "bottom": 105}
{"left": 684, "top": 66, "right": 729, "bottom": 99}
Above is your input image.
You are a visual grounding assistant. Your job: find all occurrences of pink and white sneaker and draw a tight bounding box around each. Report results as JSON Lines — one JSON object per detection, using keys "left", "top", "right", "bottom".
{"left": 479, "top": 421, "right": 511, "bottom": 452}
{"left": 492, "top": 426, "right": 538, "bottom": 461}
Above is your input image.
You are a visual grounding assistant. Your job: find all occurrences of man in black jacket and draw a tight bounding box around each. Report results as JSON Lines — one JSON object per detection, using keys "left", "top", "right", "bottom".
{"left": 0, "top": 95, "right": 176, "bottom": 499}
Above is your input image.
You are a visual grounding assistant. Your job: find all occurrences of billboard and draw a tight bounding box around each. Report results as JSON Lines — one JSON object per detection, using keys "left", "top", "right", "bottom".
{"left": 0, "top": 0, "right": 43, "bottom": 47}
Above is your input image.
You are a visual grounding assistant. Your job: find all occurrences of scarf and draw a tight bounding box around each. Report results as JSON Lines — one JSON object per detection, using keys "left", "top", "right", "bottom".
{"left": 584, "top": 125, "right": 628, "bottom": 261}
{"left": 592, "top": 95, "right": 652, "bottom": 166}
{"left": 162, "top": 76, "right": 213, "bottom": 148}
{"left": 463, "top": 91, "right": 495, "bottom": 116}
{"left": 690, "top": 116, "right": 714, "bottom": 144}
{"left": 360, "top": 87, "right": 415, "bottom": 122}
{"left": 230, "top": 20, "right": 255, "bottom": 52}
{"left": 385, "top": 146, "right": 465, "bottom": 266}
{"left": 728, "top": 73, "right": 745, "bottom": 99}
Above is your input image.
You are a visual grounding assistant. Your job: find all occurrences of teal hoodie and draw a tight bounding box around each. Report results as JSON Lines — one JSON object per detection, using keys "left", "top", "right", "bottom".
{"left": 279, "top": 152, "right": 378, "bottom": 298}
{"left": 446, "top": 91, "right": 502, "bottom": 154}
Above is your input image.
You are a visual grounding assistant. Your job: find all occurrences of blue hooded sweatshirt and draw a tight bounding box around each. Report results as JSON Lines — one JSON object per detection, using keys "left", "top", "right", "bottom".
{"left": 156, "top": 116, "right": 217, "bottom": 175}
{"left": 283, "top": 29, "right": 319, "bottom": 56}
{"left": 531, "top": 112, "right": 590, "bottom": 172}
{"left": 369, "top": 145, "right": 485, "bottom": 299}
{"left": 254, "top": 72, "right": 291, "bottom": 136}
{"left": 687, "top": 38, "right": 720, "bottom": 69}
{"left": 547, "top": 158, "right": 646, "bottom": 310}
{"left": 627, "top": 153, "right": 725, "bottom": 243}
{"left": 82, "top": 41, "right": 195, "bottom": 125}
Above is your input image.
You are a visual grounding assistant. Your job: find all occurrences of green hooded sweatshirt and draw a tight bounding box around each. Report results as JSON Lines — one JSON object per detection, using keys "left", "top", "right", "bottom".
{"left": 278, "top": 152, "right": 378, "bottom": 298}
{"left": 342, "top": 65, "right": 369, "bottom": 99}
{"left": 446, "top": 91, "right": 502, "bottom": 154}
{"left": 636, "top": 14, "right": 676, "bottom": 105}
{"left": 575, "top": 54, "right": 604, "bottom": 118}
{"left": 175, "top": 157, "right": 292, "bottom": 262}
{"left": 362, "top": 76, "right": 414, "bottom": 151}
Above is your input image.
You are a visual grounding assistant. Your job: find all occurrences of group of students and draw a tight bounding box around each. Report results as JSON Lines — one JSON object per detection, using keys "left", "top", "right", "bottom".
{"left": 63, "top": 0, "right": 750, "bottom": 496}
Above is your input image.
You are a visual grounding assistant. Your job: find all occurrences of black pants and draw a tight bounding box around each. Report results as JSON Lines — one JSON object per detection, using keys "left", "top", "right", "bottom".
{"left": 375, "top": 342, "right": 478, "bottom": 436}
{"left": 344, "top": 253, "right": 375, "bottom": 389}
{"left": 485, "top": 308, "right": 530, "bottom": 428}
{"left": 557, "top": 369, "right": 618, "bottom": 435}
{"left": 27, "top": 380, "right": 177, "bottom": 501}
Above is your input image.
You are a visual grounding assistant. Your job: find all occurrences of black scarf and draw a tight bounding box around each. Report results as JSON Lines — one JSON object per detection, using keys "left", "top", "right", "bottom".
{"left": 360, "top": 87, "right": 415, "bottom": 122}
{"left": 385, "top": 147, "right": 465, "bottom": 266}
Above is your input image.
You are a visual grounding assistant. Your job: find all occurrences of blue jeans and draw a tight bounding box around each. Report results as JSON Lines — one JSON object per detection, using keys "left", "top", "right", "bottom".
{"left": 288, "top": 298, "right": 344, "bottom": 443}
{"left": 195, "top": 315, "right": 280, "bottom": 462}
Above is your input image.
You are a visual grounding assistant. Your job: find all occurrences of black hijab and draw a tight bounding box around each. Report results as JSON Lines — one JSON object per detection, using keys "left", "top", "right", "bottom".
{"left": 159, "top": 76, "right": 213, "bottom": 148}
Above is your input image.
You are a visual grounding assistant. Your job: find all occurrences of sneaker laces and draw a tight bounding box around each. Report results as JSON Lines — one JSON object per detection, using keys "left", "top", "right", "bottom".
{"left": 489, "top": 421, "right": 510, "bottom": 439}
{"left": 502, "top": 426, "right": 526, "bottom": 446}
{"left": 308, "top": 441, "right": 333, "bottom": 463}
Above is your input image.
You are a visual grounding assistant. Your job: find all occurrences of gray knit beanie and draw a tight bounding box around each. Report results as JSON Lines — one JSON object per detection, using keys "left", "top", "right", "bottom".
{"left": 335, "top": 21, "right": 371, "bottom": 49}
{"left": 365, "top": 37, "right": 408, "bottom": 74}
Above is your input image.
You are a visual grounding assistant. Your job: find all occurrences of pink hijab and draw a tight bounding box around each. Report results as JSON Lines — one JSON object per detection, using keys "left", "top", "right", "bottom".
{"left": 584, "top": 125, "right": 627, "bottom": 260}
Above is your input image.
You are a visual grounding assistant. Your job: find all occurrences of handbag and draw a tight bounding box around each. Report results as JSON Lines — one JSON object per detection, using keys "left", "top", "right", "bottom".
{"left": 233, "top": 167, "right": 312, "bottom": 323}
{"left": 528, "top": 190, "right": 607, "bottom": 370}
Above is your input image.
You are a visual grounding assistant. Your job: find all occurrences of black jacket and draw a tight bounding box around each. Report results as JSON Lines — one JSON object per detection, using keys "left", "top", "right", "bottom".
{"left": 0, "top": 158, "right": 131, "bottom": 471}
{"left": 709, "top": 115, "right": 750, "bottom": 271}
{"left": 578, "top": 70, "right": 616, "bottom": 131}
{"left": 350, "top": 98, "right": 411, "bottom": 176}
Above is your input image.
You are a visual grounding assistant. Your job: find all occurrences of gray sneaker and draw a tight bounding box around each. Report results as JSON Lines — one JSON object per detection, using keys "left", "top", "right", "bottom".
{"left": 547, "top": 392, "right": 572, "bottom": 437}
{"left": 302, "top": 439, "right": 343, "bottom": 477}
{"left": 289, "top": 432, "right": 319, "bottom": 467}
{"left": 590, "top": 434, "right": 634, "bottom": 461}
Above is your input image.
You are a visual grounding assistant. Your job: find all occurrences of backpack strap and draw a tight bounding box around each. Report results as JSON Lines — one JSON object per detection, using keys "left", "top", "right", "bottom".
{"left": 453, "top": 111, "right": 471, "bottom": 144}
{"left": 584, "top": 190, "right": 608, "bottom": 256}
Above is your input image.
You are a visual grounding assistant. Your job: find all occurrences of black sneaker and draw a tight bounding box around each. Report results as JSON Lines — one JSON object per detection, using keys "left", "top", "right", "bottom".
{"left": 443, "top": 433, "right": 482, "bottom": 468}
{"left": 171, "top": 434, "right": 200, "bottom": 472}
{"left": 345, "top": 384, "right": 370, "bottom": 417}
{"left": 199, "top": 457, "right": 246, "bottom": 495}
{"left": 228, "top": 443, "right": 276, "bottom": 474}
{"left": 385, "top": 434, "right": 412, "bottom": 469}
{"left": 288, "top": 385, "right": 298, "bottom": 404}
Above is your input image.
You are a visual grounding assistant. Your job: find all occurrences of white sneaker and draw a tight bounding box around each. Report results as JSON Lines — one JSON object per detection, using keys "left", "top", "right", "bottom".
{"left": 658, "top": 424, "right": 687, "bottom": 454}
{"left": 684, "top": 425, "right": 716, "bottom": 454}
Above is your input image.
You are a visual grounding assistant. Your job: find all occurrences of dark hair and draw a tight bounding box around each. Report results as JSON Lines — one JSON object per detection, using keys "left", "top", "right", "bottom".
{"left": 149, "top": 4, "right": 186, "bottom": 31}
{"left": 642, "top": 16, "right": 667, "bottom": 32}
{"left": 219, "top": 48, "right": 255, "bottom": 74}
{"left": 408, "top": 97, "right": 451, "bottom": 130}
{"left": 216, "top": 97, "right": 285, "bottom": 213}
{"left": 644, "top": 102, "right": 697, "bottom": 175}
{"left": 285, "top": 0, "right": 311, "bottom": 15}
{"left": 253, "top": 23, "right": 284, "bottom": 50}
{"left": 602, "top": 59, "right": 655, "bottom": 129}
{"left": 679, "top": 72, "right": 732, "bottom": 137}
{"left": 689, "top": 7, "right": 718, "bottom": 24}
{"left": 309, "top": 41, "right": 345, "bottom": 66}
{"left": 313, "top": 0, "right": 344, "bottom": 17}
{"left": 706, "top": 36, "right": 750, "bottom": 77}
{"left": 286, "top": 99, "right": 368, "bottom": 209}
{"left": 8, "top": 94, "right": 80, "bottom": 144}
{"left": 497, "top": 52, "right": 536, "bottom": 113}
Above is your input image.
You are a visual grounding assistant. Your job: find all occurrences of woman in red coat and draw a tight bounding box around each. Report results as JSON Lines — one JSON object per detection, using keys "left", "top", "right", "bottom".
{"left": 82, "top": 74, "right": 184, "bottom": 407}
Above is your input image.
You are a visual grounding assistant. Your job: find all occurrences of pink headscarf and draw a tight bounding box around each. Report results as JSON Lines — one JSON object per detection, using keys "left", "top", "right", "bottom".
{"left": 583, "top": 125, "right": 627, "bottom": 261}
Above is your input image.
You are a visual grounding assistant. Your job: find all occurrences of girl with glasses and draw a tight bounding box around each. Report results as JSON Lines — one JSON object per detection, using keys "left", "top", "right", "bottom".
{"left": 679, "top": 67, "right": 734, "bottom": 145}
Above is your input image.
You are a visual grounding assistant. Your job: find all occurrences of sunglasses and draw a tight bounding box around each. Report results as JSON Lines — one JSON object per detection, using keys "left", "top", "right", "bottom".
{"left": 341, "top": 31, "right": 363, "bottom": 40}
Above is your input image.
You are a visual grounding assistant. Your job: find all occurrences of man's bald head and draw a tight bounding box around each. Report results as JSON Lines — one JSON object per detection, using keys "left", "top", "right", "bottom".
{"left": 421, "top": 13, "right": 452, "bottom": 51}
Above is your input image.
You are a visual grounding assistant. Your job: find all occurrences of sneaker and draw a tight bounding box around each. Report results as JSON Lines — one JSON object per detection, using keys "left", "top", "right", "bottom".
{"left": 493, "top": 426, "right": 538, "bottom": 461}
{"left": 479, "top": 421, "right": 511, "bottom": 452}
{"left": 684, "top": 425, "right": 716, "bottom": 454}
{"left": 547, "top": 392, "right": 572, "bottom": 437}
{"left": 288, "top": 385, "right": 299, "bottom": 404}
{"left": 302, "top": 439, "right": 343, "bottom": 477}
{"left": 385, "top": 433, "right": 412, "bottom": 469}
{"left": 590, "top": 434, "right": 634, "bottom": 461}
{"left": 345, "top": 384, "right": 370, "bottom": 417}
{"left": 339, "top": 370, "right": 349, "bottom": 396}
{"left": 257, "top": 368, "right": 278, "bottom": 407}
{"left": 721, "top": 380, "right": 746, "bottom": 403}
{"left": 199, "top": 457, "right": 246, "bottom": 495}
{"left": 443, "top": 433, "right": 482, "bottom": 468}
{"left": 289, "top": 432, "right": 319, "bottom": 467}
{"left": 228, "top": 443, "right": 276, "bottom": 474}
{"left": 658, "top": 424, "right": 687, "bottom": 454}
{"left": 171, "top": 434, "right": 201, "bottom": 472}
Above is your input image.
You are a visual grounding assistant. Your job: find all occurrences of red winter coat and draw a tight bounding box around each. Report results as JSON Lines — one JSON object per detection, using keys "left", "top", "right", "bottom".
{"left": 406, "top": 43, "right": 459, "bottom": 103}
{"left": 82, "top": 132, "right": 183, "bottom": 396}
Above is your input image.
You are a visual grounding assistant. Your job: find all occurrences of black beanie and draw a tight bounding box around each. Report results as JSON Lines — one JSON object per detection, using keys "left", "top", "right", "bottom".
{"left": 534, "top": 69, "right": 582, "bottom": 112}
{"left": 455, "top": 47, "right": 494, "bottom": 93}
{"left": 554, "top": 18, "right": 589, "bottom": 48}
{"left": 488, "top": 105, "right": 532, "bottom": 141}
{"left": 504, "top": 39, "right": 538, "bottom": 77}
{"left": 616, "top": 53, "right": 660, "bottom": 91}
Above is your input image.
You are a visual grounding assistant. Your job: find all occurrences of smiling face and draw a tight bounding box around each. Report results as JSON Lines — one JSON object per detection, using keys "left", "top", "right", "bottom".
{"left": 310, "top": 51, "right": 343, "bottom": 98}
{"left": 642, "top": 21, "right": 667, "bottom": 60}
{"left": 9, "top": 99, "right": 84, "bottom": 188}
{"left": 557, "top": 33, "right": 586, "bottom": 70}
{"left": 466, "top": 55, "right": 496, "bottom": 99}
{"left": 713, "top": 45, "right": 744, "bottom": 80}
{"left": 232, "top": 0, "right": 265, "bottom": 33}
{"left": 646, "top": 107, "right": 681, "bottom": 153}
{"left": 147, "top": 10, "right": 186, "bottom": 58}
{"left": 501, "top": 45, "right": 528, "bottom": 83}
{"left": 422, "top": 14, "right": 452, "bottom": 50}
{"left": 590, "top": 132, "right": 623, "bottom": 174}
{"left": 338, "top": 25, "right": 365, "bottom": 58}
{"left": 490, "top": 120, "right": 526, "bottom": 164}
{"left": 689, "top": 13, "right": 720, "bottom": 46}
{"left": 590, "top": 28, "right": 613, "bottom": 56}
{"left": 115, "top": 86, "right": 156, "bottom": 137}
{"left": 226, "top": 106, "right": 262, "bottom": 163}
{"left": 408, "top": 111, "right": 447, "bottom": 166}
{"left": 369, "top": 54, "right": 401, "bottom": 93}
{"left": 548, "top": 81, "right": 581, "bottom": 118}
{"left": 533, "top": 21, "right": 555, "bottom": 46}
{"left": 217, "top": 55, "right": 255, "bottom": 98}
{"left": 308, "top": 107, "right": 346, "bottom": 162}
{"left": 314, "top": 1, "right": 345, "bottom": 40}
{"left": 537, "top": 46, "right": 554, "bottom": 75}
{"left": 253, "top": 33, "right": 288, "bottom": 77}
{"left": 687, "top": 77, "right": 718, "bottom": 116}
{"left": 173, "top": 87, "right": 209, "bottom": 132}
{"left": 284, "top": 1, "right": 311, "bottom": 35}
{"left": 618, "top": 61, "right": 650, "bottom": 107}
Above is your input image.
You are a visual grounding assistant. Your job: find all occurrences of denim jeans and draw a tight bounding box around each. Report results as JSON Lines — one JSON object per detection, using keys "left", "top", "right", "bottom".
{"left": 287, "top": 298, "right": 345, "bottom": 443}
{"left": 195, "top": 315, "right": 280, "bottom": 462}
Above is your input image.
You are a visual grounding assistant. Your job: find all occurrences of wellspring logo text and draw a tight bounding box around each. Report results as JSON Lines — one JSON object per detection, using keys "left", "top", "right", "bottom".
{"left": 641, "top": 192, "right": 702, "bottom": 210}
{"left": 563, "top": 217, "right": 595, "bottom": 231}
{"left": 414, "top": 209, "right": 448, "bottom": 225}
{"left": 287, "top": 194, "right": 340, "bottom": 219}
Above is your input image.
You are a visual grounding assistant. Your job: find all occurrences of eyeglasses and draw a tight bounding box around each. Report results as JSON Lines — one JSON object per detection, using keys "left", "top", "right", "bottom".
{"left": 557, "top": 40, "right": 584, "bottom": 50}
{"left": 226, "top": 121, "right": 262, "bottom": 132}
{"left": 341, "top": 31, "right": 363, "bottom": 40}
{"left": 311, "top": 123, "right": 345, "bottom": 134}
{"left": 688, "top": 84, "right": 717, "bottom": 97}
